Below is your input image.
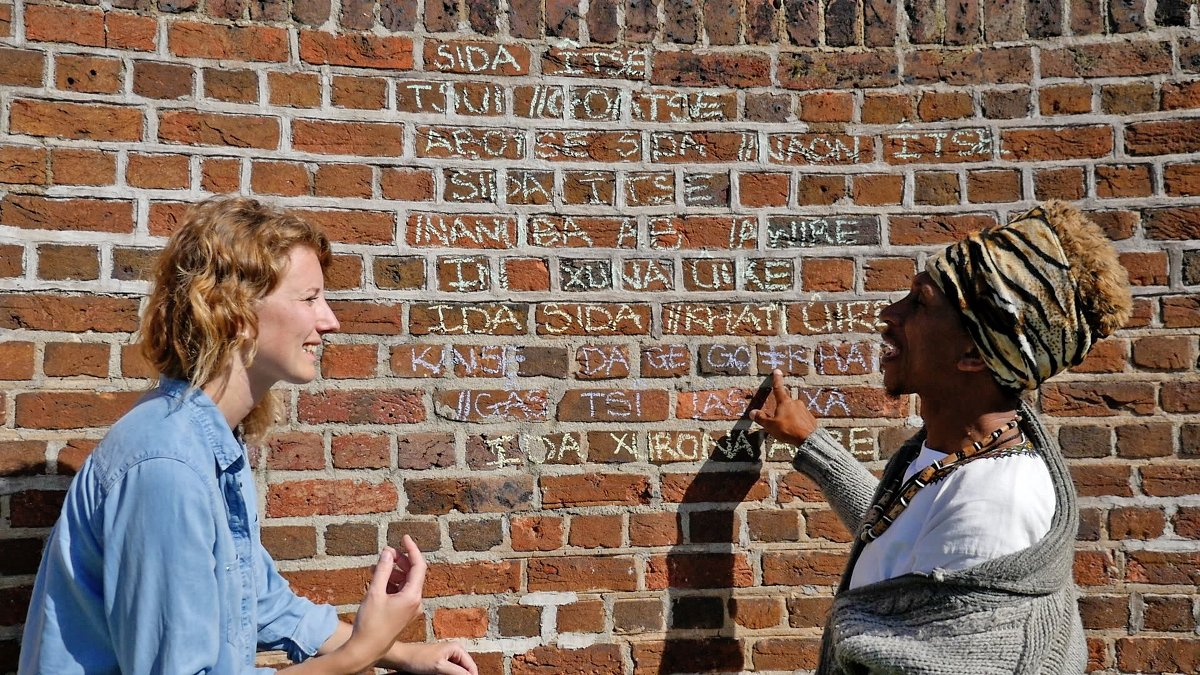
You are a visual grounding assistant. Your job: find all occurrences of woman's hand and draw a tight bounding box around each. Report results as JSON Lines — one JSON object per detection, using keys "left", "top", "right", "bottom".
{"left": 388, "top": 641, "right": 479, "bottom": 675}
{"left": 748, "top": 370, "right": 819, "bottom": 446}
{"left": 346, "top": 536, "right": 428, "bottom": 664}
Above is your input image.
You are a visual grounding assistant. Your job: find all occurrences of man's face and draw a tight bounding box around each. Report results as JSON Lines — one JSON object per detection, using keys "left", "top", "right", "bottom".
{"left": 877, "top": 272, "right": 977, "bottom": 397}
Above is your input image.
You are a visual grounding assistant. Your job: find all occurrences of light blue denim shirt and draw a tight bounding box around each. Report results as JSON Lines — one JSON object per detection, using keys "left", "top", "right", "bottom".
{"left": 20, "top": 378, "right": 338, "bottom": 673}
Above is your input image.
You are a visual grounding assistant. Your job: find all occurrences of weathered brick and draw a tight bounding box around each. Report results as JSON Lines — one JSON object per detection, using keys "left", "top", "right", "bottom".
{"left": 1042, "top": 41, "right": 1171, "bottom": 78}
{"left": 1126, "top": 118, "right": 1200, "bottom": 156}
{"left": 652, "top": 51, "right": 770, "bottom": 88}
{"left": 168, "top": 21, "right": 287, "bottom": 62}
{"left": 299, "top": 31, "right": 413, "bottom": 69}
{"left": 292, "top": 120, "right": 403, "bottom": 157}
{"left": 905, "top": 46, "right": 1031, "bottom": 85}
{"left": 780, "top": 50, "right": 898, "bottom": 89}
{"left": 11, "top": 99, "right": 143, "bottom": 142}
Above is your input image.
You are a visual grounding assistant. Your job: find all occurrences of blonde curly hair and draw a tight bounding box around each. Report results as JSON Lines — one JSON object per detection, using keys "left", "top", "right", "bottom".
{"left": 140, "top": 196, "right": 331, "bottom": 443}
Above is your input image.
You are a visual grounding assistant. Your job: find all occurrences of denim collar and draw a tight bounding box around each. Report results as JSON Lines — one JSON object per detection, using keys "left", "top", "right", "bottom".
{"left": 156, "top": 376, "right": 245, "bottom": 472}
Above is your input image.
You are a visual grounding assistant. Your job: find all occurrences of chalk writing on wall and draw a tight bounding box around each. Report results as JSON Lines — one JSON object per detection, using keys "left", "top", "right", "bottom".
{"left": 766, "top": 215, "right": 881, "bottom": 248}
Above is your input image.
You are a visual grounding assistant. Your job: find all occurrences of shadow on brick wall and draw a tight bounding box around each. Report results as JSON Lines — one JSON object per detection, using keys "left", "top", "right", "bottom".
{"left": 653, "top": 384, "right": 771, "bottom": 673}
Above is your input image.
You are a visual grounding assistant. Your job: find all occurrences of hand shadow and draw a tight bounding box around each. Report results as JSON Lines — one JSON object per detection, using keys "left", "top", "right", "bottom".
{"left": 647, "top": 377, "right": 773, "bottom": 674}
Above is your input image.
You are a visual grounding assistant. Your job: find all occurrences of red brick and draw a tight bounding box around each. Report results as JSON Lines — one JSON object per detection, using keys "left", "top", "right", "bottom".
{"left": 1039, "top": 83, "right": 1092, "bottom": 115}
{"left": 528, "top": 556, "right": 636, "bottom": 592}
{"left": 1114, "top": 422, "right": 1173, "bottom": 459}
{"left": 511, "top": 515, "right": 564, "bottom": 551}
{"left": 320, "top": 343, "right": 377, "bottom": 379}
{"left": 0, "top": 441, "right": 45, "bottom": 477}
{"left": 126, "top": 153, "right": 189, "bottom": 189}
{"left": 331, "top": 74, "right": 387, "bottom": 110}
{"left": 159, "top": 111, "right": 278, "bottom": 149}
{"left": 406, "top": 476, "right": 534, "bottom": 514}
{"left": 168, "top": 21, "right": 288, "bottom": 62}
{"left": 1042, "top": 41, "right": 1172, "bottom": 78}
{"left": 848, "top": 173, "right": 901, "bottom": 206}
{"left": 251, "top": 160, "right": 311, "bottom": 197}
{"left": 541, "top": 473, "right": 651, "bottom": 507}
{"left": 1126, "top": 551, "right": 1200, "bottom": 585}
{"left": 861, "top": 92, "right": 914, "bottom": 124}
{"left": 49, "top": 148, "right": 115, "bottom": 187}
{"left": 330, "top": 432, "right": 389, "bottom": 469}
{"left": 380, "top": 168, "right": 434, "bottom": 202}
{"left": 1126, "top": 118, "right": 1200, "bottom": 156}
{"left": 10, "top": 490, "right": 66, "bottom": 527}
{"left": 917, "top": 90, "right": 974, "bottom": 120}
{"left": 753, "top": 637, "right": 821, "bottom": 671}
{"left": 203, "top": 68, "right": 257, "bottom": 103}
{"left": 266, "top": 479, "right": 397, "bottom": 517}
{"left": 0, "top": 342, "right": 34, "bottom": 380}
{"left": 55, "top": 54, "right": 122, "bottom": 95}
{"left": 24, "top": 5, "right": 102, "bottom": 47}
{"left": 433, "top": 607, "right": 488, "bottom": 639}
{"left": 2, "top": 195, "right": 134, "bottom": 234}
{"left": 1100, "top": 82, "right": 1157, "bottom": 114}
{"left": 1162, "top": 80, "right": 1200, "bottom": 110}
{"left": 43, "top": 342, "right": 108, "bottom": 377}
{"left": 1095, "top": 163, "right": 1153, "bottom": 198}
{"left": 1001, "top": 125, "right": 1113, "bottom": 161}
{"left": 294, "top": 209, "right": 396, "bottom": 246}
{"left": 512, "top": 644, "right": 623, "bottom": 675}
{"left": 36, "top": 244, "right": 98, "bottom": 281}
{"left": 267, "top": 71, "right": 320, "bottom": 108}
{"left": 1165, "top": 163, "right": 1200, "bottom": 197}
{"left": 297, "top": 389, "right": 422, "bottom": 424}
{"left": 11, "top": 99, "right": 142, "bottom": 142}
{"left": 0, "top": 47, "right": 44, "bottom": 86}
{"left": 969, "top": 168, "right": 1022, "bottom": 204}
{"left": 1034, "top": 166, "right": 1086, "bottom": 200}
{"left": 1070, "top": 464, "right": 1133, "bottom": 497}
{"left": 1142, "top": 464, "right": 1200, "bottom": 497}
{"left": 265, "top": 432, "right": 324, "bottom": 471}
{"left": 1108, "top": 506, "right": 1165, "bottom": 540}
{"left": 569, "top": 514, "right": 622, "bottom": 548}
{"left": 297, "top": 31, "right": 412, "bottom": 69}
{"left": 1074, "top": 549, "right": 1119, "bottom": 586}
{"left": 651, "top": 51, "right": 769, "bottom": 88}
{"left": 15, "top": 391, "right": 139, "bottom": 430}
{"left": 292, "top": 120, "right": 403, "bottom": 157}
{"left": 1132, "top": 336, "right": 1193, "bottom": 371}
{"left": 646, "top": 553, "right": 753, "bottom": 589}
{"left": 781, "top": 50, "right": 898, "bottom": 89}
{"left": 889, "top": 213, "right": 996, "bottom": 245}
{"left": 904, "top": 46, "right": 1032, "bottom": 84}
{"left": 1173, "top": 507, "right": 1200, "bottom": 539}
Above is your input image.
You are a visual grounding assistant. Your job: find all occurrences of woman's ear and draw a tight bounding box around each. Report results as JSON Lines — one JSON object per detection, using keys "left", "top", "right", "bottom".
{"left": 957, "top": 343, "right": 990, "bottom": 373}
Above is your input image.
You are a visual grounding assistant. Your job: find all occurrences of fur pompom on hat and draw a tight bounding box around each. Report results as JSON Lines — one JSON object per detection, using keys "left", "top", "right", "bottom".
{"left": 926, "top": 201, "right": 1133, "bottom": 391}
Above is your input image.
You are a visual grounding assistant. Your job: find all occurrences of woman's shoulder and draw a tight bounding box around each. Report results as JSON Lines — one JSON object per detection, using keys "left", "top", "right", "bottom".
{"left": 92, "top": 386, "right": 231, "bottom": 485}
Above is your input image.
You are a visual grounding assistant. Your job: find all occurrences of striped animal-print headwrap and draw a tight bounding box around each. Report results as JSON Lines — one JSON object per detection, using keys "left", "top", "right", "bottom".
{"left": 926, "top": 201, "right": 1133, "bottom": 391}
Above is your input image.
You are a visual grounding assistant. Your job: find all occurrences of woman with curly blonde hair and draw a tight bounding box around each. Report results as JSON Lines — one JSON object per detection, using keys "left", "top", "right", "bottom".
{"left": 21, "top": 197, "right": 477, "bottom": 675}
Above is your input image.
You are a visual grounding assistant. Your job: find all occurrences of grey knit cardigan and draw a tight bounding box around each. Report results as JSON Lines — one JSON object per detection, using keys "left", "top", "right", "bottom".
{"left": 791, "top": 401, "right": 1087, "bottom": 674}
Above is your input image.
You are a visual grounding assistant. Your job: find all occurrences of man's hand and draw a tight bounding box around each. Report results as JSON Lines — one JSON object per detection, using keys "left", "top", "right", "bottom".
{"left": 748, "top": 370, "right": 819, "bottom": 446}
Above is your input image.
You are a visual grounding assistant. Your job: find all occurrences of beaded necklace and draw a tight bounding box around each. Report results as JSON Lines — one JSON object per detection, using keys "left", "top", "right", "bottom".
{"left": 857, "top": 414, "right": 1034, "bottom": 543}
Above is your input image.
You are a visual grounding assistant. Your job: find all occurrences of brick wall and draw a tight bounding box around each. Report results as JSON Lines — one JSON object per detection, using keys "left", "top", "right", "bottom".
{"left": 1, "top": 0, "right": 1199, "bottom": 671}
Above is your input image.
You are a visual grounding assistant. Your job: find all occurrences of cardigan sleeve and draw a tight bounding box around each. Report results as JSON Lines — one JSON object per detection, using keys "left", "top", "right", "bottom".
{"left": 791, "top": 428, "right": 879, "bottom": 532}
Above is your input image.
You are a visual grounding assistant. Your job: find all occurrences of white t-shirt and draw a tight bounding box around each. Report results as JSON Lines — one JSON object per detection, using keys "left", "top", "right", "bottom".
{"left": 849, "top": 442, "right": 1056, "bottom": 589}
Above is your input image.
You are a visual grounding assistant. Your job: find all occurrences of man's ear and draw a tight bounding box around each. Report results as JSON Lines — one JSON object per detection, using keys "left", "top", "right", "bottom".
{"left": 957, "top": 343, "right": 990, "bottom": 373}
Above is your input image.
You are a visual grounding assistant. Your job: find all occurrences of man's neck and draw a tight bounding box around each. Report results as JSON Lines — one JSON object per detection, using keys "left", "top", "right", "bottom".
{"left": 919, "top": 392, "right": 1021, "bottom": 455}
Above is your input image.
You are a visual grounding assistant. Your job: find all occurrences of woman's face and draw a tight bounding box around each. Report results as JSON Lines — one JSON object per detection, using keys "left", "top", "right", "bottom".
{"left": 247, "top": 245, "right": 339, "bottom": 393}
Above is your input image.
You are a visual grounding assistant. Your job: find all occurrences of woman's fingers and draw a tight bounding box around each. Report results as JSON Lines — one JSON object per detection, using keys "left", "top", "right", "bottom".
{"left": 368, "top": 547, "right": 397, "bottom": 596}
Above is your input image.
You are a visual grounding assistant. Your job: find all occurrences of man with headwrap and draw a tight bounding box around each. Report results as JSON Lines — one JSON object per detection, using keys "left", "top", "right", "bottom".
{"left": 750, "top": 202, "right": 1132, "bottom": 674}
